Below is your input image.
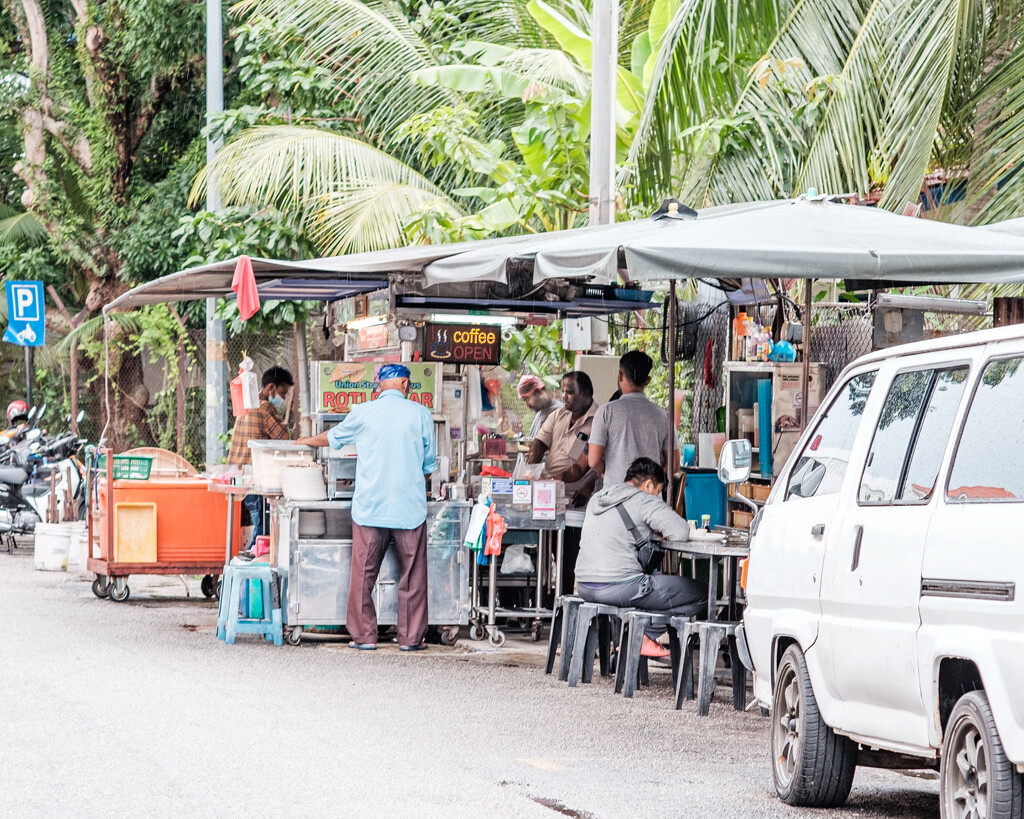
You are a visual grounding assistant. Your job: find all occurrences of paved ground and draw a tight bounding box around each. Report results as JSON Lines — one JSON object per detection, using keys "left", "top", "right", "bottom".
{"left": 0, "top": 548, "right": 940, "bottom": 818}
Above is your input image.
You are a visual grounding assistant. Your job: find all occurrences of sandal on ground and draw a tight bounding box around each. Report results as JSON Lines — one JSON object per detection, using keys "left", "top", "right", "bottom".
{"left": 349, "top": 642, "right": 377, "bottom": 650}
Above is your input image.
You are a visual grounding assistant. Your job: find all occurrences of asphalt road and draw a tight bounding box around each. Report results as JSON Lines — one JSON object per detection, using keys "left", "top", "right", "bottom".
{"left": 0, "top": 549, "right": 940, "bottom": 818}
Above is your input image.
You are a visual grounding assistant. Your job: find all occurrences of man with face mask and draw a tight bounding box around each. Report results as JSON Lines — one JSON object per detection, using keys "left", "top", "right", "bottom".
{"left": 227, "top": 365, "right": 294, "bottom": 548}
{"left": 297, "top": 364, "right": 437, "bottom": 651}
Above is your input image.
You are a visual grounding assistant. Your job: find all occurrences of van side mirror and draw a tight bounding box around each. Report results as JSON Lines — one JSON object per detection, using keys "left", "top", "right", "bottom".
{"left": 718, "top": 439, "right": 752, "bottom": 485}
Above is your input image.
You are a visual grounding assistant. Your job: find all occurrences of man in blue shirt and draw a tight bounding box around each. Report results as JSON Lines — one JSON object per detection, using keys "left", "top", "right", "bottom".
{"left": 298, "top": 364, "right": 437, "bottom": 650}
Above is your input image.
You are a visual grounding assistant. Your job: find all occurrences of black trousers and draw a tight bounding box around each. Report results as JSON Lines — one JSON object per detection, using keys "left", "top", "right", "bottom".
{"left": 578, "top": 575, "right": 706, "bottom": 638}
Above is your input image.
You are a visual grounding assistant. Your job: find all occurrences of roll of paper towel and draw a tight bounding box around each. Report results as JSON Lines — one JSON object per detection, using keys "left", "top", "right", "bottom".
{"left": 698, "top": 433, "right": 715, "bottom": 468}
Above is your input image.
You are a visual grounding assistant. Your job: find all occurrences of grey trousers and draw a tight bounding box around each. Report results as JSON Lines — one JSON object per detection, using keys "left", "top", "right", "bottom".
{"left": 578, "top": 574, "right": 706, "bottom": 638}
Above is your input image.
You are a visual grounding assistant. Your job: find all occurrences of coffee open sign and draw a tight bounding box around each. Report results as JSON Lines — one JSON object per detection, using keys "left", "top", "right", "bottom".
{"left": 425, "top": 323, "right": 501, "bottom": 365}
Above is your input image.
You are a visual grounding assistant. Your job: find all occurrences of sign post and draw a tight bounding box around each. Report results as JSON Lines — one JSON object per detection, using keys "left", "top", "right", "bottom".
{"left": 3, "top": 280, "right": 45, "bottom": 406}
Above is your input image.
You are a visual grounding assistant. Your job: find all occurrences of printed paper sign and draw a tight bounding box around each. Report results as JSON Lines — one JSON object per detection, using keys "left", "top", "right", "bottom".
{"left": 512, "top": 481, "right": 532, "bottom": 505}
{"left": 533, "top": 480, "right": 557, "bottom": 520}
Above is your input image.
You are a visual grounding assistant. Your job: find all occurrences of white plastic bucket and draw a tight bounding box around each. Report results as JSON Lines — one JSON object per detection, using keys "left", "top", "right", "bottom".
{"left": 34, "top": 522, "right": 74, "bottom": 571}
{"left": 66, "top": 522, "right": 91, "bottom": 579}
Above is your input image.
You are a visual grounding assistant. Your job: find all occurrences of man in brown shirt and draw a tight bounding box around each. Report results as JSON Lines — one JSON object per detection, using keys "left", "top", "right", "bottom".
{"left": 227, "top": 366, "right": 293, "bottom": 547}
{"left": 528, "top": 370, "right": 599, "bottom": 594}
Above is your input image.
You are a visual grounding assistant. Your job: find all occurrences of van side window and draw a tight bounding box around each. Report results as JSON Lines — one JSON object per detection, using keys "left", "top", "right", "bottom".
{"left": 786, "top": 371, "right": 876, "bottom": 500}
{"left": 859, "top": 367, "right": 969, "bottom": 505}
{"left": 947, "top": 357, "right": 1024, "bottom": 503}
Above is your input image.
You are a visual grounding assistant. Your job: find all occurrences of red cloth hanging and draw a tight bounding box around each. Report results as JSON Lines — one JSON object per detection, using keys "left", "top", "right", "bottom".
{"left": 232, "top": 255, "right": 261, "bottom": 320}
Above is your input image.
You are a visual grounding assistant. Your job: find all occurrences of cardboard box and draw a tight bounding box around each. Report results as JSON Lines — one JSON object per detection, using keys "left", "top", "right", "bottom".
{"left": 732, "top": 509, "right": 754, "bottom": 529}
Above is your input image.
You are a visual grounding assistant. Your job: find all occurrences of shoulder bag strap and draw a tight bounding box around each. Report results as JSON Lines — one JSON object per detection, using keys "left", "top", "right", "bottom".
{"left": 614, "top": 503, "right": 644, "bottom": 549}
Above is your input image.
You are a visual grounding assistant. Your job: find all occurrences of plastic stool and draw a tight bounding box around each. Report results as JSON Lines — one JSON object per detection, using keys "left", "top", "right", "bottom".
{"left": 216, "top": 562, "right": 283, "bottom": 646}
{"left": 673, "top": 620, "right": 746, "bottom": 715}
{"left": 671, "top": 616, "right": 701, "bottom": 709}
{"left": 567, "top": 603, "right": 622, "bottom": 687}
{"left": 545, "top": 595, "right": 584, "bottom": 680}
{"left": 614, "top": 610, "right": 679, "bottom": 698}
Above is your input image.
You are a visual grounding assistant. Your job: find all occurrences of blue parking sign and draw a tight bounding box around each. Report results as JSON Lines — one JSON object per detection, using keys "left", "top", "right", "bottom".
{"left": 3, "top": 280, "right": 45, "bottom": 347}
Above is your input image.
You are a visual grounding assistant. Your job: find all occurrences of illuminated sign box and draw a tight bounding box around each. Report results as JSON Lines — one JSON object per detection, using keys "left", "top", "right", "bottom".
{"left": 424, "top": 323, "right": 501, "bottom": 365}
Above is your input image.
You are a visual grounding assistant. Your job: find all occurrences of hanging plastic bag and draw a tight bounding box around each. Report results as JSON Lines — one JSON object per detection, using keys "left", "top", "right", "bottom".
{"left": 500, "top": 543, "right": 534, "bottom": 575}
{"left": 484, "top": 504, "right": 507, "bottom": 556}
{"left": 239, "top": 357, "right": 260, "bottom": 410}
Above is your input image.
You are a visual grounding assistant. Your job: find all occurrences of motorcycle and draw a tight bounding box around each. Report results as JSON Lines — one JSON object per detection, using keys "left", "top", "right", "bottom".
{"left": 0, "top": 410, "right": 87, "bottom": 551}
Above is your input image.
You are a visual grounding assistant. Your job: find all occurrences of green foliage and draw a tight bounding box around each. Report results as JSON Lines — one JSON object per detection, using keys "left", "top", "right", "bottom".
{"left": 501, "top": 325, "right": 575, "bottom": 385}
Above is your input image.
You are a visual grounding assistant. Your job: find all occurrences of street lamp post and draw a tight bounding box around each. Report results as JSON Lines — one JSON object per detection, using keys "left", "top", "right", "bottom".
{"left": 205, "top": 0, "right": 228, "bottom": 467}
{"left": 589, "top": 0, "right": 618, "bottom": 227}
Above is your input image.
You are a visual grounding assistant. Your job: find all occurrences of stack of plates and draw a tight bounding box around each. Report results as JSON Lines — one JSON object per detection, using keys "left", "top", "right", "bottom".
{"left": 280, "top": 465, "right": 327, "bottom": 501}
{"left": 298, "top": 511, "right": 327, "bottom": 538}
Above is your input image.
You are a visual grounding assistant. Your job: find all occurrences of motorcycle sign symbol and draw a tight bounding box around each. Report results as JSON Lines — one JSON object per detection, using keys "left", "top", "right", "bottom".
{"left": 13, "top": 325, "right": 36, "bottom": 344}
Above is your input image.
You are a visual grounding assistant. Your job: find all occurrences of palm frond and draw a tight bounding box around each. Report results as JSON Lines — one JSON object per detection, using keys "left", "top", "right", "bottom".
{"left": 498, "top": 48, "right": 590, "bottom": 97}
{"left": 306, "top": 186, "right": 465, "bottom": 254}
{"left": 235, "top": 0, "right": 458, "bottom": 142}
{"left": 0, "top": 209, "right": 47, "bottom": 246}
{"left": 190, "top": 125, "right": 452, "bottom": 212}
{"left": 624, "top": 0, "right": 798, "bottom": 205}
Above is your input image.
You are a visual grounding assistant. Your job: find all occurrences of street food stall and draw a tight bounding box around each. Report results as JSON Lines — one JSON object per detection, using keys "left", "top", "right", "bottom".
{"left": 96, "top": 196, "right": 1024, "bottom": 640}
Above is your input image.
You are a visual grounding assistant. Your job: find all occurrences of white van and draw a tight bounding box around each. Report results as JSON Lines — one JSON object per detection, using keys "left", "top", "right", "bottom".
{"left": 736, "top": 324, "right": 1024, "bottom": 816}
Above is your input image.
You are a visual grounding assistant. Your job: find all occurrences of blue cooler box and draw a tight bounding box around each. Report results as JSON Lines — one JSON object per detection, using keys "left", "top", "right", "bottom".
{"left": 681, "top": 468, "right": 727, "bottom": 529}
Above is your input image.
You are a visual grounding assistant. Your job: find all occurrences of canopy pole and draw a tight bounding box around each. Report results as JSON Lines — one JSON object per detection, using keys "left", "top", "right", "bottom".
{"left": 667, "top": 280, "right": 677, "bottom": 506}
{"left": 801, "top": 279, "right": 813, "bottom": 430}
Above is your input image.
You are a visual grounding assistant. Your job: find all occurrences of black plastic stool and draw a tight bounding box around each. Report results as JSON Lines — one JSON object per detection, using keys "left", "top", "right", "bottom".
{"left": 545, "top": 595, "right": 584, "bottom": 680}
{"left": 567, "top": 602, "right": 622, "bottom": 687}
{"left": 670, "top": 615, "right": 700, "bottom": 709}
{"left": 614, "top": 610, "right": 679, "bottom": 698}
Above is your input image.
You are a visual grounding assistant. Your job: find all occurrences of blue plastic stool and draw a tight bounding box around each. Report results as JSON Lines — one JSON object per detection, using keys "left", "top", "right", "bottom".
{"left": 216, "top": 561, "right": 283, "bottom": 646}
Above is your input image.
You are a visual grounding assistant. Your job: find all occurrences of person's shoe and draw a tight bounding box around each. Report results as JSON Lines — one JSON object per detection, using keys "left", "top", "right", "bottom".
{"left": 640, "top": 635, "right": 670, "bottom": 659}
{"left": 349, "top": 642, "right": 377, "bottom": 650}
{"left": 399, "top": 642, "right": 427, "bottom": 652}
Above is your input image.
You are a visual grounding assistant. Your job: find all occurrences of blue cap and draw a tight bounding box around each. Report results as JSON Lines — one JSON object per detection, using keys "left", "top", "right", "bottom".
{"left": 378, "top": 363, "right": 411, "bottom": 381}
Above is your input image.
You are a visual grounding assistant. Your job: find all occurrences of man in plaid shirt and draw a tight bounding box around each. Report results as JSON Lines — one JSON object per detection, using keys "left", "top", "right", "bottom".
{"left": 227, "top": 366, "right": 294, "bottom": 547}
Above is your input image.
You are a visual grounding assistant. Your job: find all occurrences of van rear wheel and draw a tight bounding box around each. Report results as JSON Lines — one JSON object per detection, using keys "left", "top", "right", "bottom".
{"left": 771, "top": 644, "right": 857, "bottom": 807}
{"left": 940, "top": 690, "right": 1023, "bottom": 819}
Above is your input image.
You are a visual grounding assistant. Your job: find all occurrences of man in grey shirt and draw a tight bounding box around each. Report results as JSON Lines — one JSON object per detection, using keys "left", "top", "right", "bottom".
{"left": 588, "top": 350, "right": 679, "bottom": 485}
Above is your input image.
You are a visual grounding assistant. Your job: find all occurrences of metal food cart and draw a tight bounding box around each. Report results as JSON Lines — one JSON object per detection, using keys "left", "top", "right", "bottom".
{"left": 273, "top": 499, "right": 472, "bottom": 645}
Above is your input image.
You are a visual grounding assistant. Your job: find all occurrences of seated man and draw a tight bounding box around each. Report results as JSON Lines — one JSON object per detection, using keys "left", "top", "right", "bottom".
{"left": 576, "top": 457, "right": 705, "bottom": 658}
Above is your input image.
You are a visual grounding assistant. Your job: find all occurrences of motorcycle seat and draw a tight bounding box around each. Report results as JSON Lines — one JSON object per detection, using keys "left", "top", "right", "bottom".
{"left": 0, "top": 466, "right": 28, "bottom": 485}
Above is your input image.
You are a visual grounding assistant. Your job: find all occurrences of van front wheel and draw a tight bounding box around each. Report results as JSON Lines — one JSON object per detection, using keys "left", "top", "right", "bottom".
{"left": 771, "top": 644, "right": 857, "bottom": 807}
{"left": 940, "top": 691, "right": 1023, "bottom": 819}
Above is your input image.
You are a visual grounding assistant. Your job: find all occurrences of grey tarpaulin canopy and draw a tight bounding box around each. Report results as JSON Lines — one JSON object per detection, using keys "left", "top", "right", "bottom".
{"left": 983, "top": 217, "right": 1024, "bottom": 237}
{"left": 424, "top": 198, "right": 1024, "bottom": 286}
{"left": 102, "top": 234, "right": 552, "bottom": 313}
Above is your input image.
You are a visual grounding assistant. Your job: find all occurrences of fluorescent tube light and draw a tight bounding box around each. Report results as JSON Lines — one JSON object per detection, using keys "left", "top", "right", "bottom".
{"left": 875, "top": 293, "right": 988, "bottom": 316}
{"left": 429, "top": 313, "right": 518, "bottom": 327}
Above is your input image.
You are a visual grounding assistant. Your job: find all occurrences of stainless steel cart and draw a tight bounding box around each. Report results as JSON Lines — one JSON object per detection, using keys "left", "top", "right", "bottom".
{"left": 274, "top": 499, "right": 472, "bottom": 645}
{"left": 468, "top": 503, "right": 565, "bottom": 648}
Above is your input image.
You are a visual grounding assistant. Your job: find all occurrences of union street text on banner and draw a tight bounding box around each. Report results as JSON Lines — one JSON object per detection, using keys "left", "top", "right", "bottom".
{"left": 3, "top": 280, "right": 45, "bottom": 347}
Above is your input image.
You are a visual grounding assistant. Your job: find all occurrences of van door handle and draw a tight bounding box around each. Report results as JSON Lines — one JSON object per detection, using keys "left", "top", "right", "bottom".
{"left": 811, "top": 524, "right": 826, "bottom": 538}
{"left": 850, "top": 525, "right": 864, "bottom": 571}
